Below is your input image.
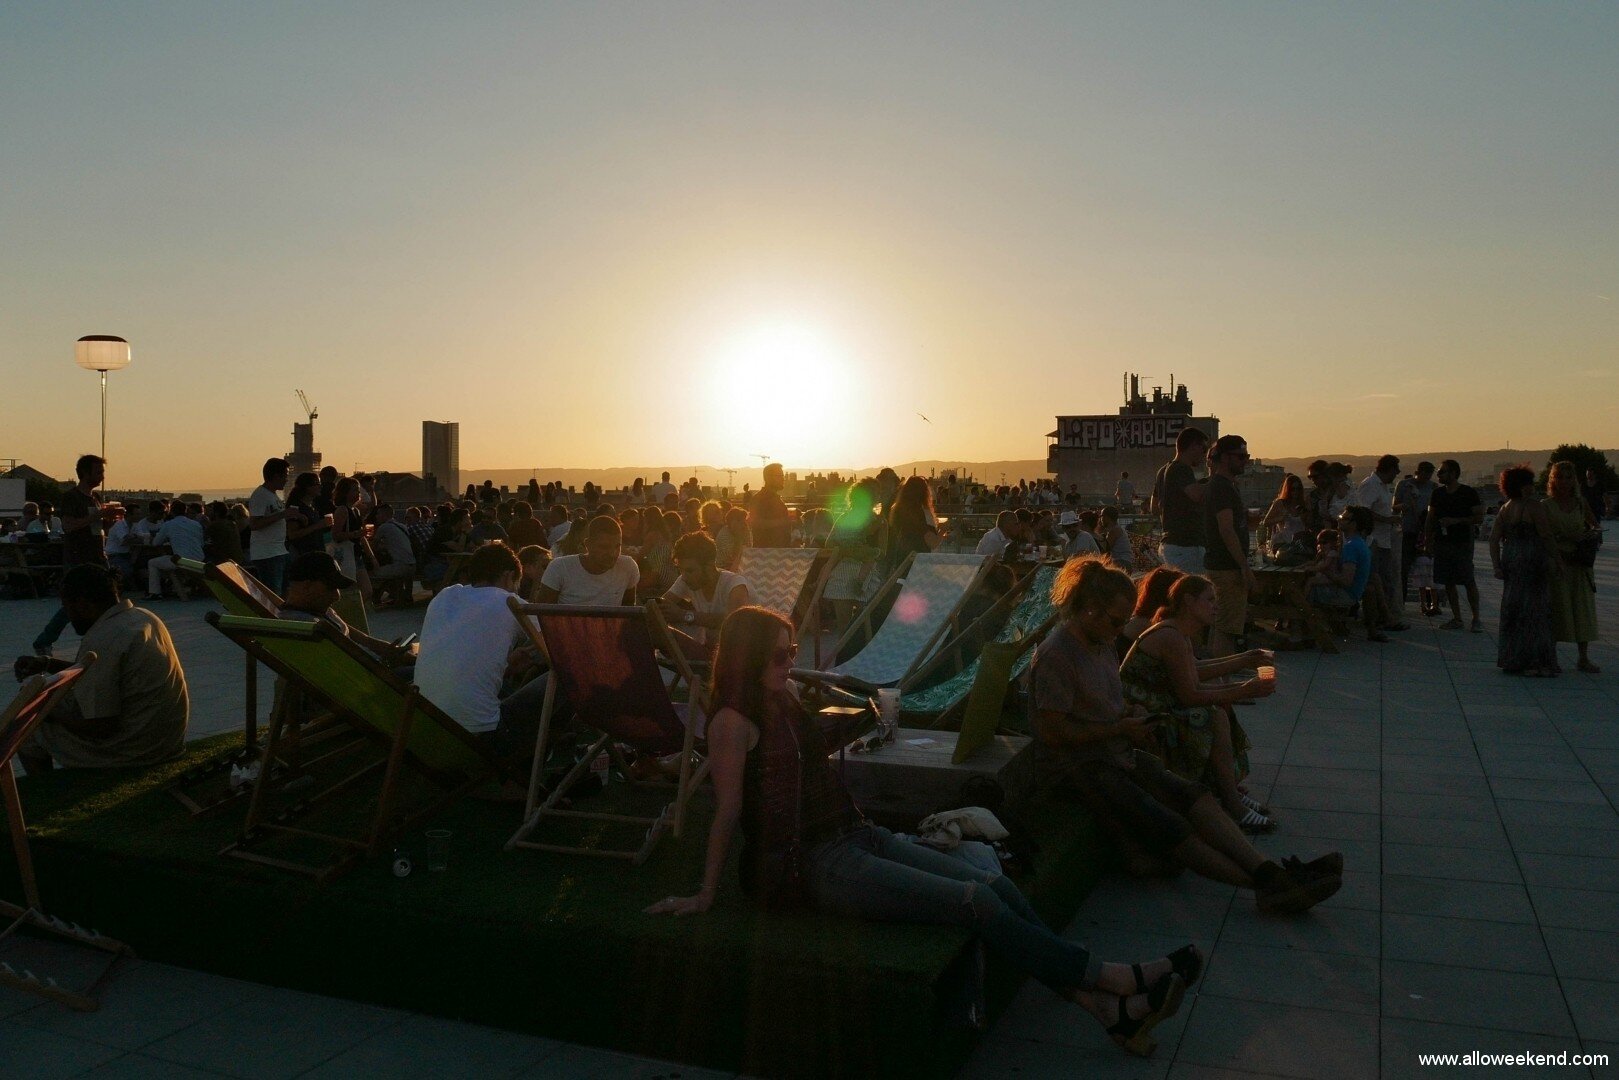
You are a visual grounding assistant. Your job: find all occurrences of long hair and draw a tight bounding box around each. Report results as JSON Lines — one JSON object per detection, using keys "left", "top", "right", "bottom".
{"left": 893, "top": 476, "right": 933, "bottom": 518}
{"left": 1132, "top": 566, "right": 1185, "bottom": 617}
{"left": 1276, "top": 474, "right": 1304, "bottom": 507}
{"left": 1155, "top": 574, "right": 1214, "bottom": 624}
{"left": 1051, "top": 554, "right": 1135, "bottom": 616}
{"left": 711, "top": 607, "right": 793, "bottom": 724}
{"left": 1548, "top": 460, "right": 1577, "bottom": 498}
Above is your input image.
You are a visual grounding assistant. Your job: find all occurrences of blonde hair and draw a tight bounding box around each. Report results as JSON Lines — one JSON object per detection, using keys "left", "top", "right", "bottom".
{"left": 1051, "top": 554, "right": 1135, "bottom": 616}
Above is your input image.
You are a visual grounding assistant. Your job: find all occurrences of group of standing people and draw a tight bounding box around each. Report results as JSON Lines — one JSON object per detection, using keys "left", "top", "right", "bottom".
{"left": 1492, "top": 461, "right": 1603, "bottom": 676}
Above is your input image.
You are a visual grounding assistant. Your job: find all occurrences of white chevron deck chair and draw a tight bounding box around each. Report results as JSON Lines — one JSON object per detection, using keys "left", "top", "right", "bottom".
{"left": 799, "top": 553, "right": 994, "bottom": 692}
{"left": 1, "top": 656, "right": 135, "bottom": 1010}
{"left": 505, "top": 600, "right": 709, "bottom": 864}
{"left": 736, "top": 546, "right": 837, "bottom": 666}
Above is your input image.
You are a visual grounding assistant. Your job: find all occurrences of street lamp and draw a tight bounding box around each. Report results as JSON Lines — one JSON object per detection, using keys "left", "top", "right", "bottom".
{"left": 74, "top": 335, "right": 131, "bottom": 466}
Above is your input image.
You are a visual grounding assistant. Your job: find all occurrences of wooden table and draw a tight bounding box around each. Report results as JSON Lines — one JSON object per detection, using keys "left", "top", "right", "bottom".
{"left": 1249, "top": 564, "right": 1339, "bottom": 653}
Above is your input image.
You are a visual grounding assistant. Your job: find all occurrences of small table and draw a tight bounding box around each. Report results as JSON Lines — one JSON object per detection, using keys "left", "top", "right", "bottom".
{"left": 1249, "top": 565, "right": 1338, "bottom": 653}
{"left": 835, "top": 727, "right": 1034, "bottom": 823}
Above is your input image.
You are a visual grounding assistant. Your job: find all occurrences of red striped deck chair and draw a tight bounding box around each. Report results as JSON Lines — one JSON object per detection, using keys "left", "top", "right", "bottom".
{"left": 1, "top": 656, "right": 134, "bottom": 1010}
{"left": 505, "top": 600, "right": 708, "bottom": 865}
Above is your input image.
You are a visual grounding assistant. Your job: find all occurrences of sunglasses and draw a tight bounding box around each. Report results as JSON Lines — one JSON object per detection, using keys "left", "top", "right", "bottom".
{"left": 770, "top": 644, "right": 799, "bottom": 667}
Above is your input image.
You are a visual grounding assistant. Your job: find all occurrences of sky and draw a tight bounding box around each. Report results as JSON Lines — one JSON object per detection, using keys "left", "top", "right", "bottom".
{"left": 3, "top": 3, "right": 1616, "bottom": 490}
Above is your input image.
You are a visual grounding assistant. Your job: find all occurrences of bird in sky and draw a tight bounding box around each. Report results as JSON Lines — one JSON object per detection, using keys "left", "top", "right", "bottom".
{"left": 917, "top": 413, "right": 932, "bottom": 424}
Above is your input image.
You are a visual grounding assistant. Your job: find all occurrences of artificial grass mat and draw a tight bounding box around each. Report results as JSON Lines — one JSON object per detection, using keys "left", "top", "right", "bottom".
{"left": 4, "top": 732, "right": 1113, "bottom": 1078}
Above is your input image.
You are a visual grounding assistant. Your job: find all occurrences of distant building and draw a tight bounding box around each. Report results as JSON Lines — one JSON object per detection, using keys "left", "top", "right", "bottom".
{"left": 1047, "top": 374, "right": 1221, "bottom": 497}
{"left": 373, "top": 471, "right": 441, "bottom": 505}
{"left": 287, "top": 420, "right": 321, "bottom": 476}
{"left": 422, "top": 421, "right": 460, "bottom": 499}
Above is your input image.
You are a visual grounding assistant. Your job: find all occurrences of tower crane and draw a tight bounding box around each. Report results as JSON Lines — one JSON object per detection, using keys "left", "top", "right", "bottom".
{"left": 296, "top": 390, "right": 317, "bottom": 422}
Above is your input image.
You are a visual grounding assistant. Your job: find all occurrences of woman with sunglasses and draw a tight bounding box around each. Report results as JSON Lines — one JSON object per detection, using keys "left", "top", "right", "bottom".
{"left": 647, "top": 605, "right": 1196, "bottom": 1057}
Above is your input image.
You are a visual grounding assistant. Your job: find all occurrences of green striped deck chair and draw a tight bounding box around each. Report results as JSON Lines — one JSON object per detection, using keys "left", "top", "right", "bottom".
{"left": 206, "top": 612, "right": 506, "bottom": 881}
{"left": 1, "top": 656, "right": 135, "bottom": 1011}
{"left": 736, "top": 546, "right": 837, "bottom": 666}
{"left": 901, "top": 565, "right": 1059, "bottom": 727}
{"left": 799, "top": 553, "right": 994, "bottom": 692}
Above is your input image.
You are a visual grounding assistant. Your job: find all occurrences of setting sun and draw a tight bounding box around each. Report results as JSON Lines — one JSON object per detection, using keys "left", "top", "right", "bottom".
{"left": 707, "top": 319, "right": 854, "bottom": 467}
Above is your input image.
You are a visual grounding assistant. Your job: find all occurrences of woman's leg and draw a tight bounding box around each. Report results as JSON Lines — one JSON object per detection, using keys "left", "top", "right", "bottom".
{"left": 1205, "top": 708, "right": 1246, "bottom": 819}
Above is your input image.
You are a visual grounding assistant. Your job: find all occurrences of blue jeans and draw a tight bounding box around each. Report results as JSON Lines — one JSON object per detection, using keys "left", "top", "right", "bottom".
{"left": 805, "top": 825, "right": 1101, "bottom": 992}
{"left": 250, "top": 554, "right": 289, "bottom": 596}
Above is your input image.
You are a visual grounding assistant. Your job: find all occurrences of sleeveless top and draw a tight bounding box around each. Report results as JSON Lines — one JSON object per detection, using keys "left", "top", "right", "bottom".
{"left": 739, "top": 690, "right": 861, "bottom": 908}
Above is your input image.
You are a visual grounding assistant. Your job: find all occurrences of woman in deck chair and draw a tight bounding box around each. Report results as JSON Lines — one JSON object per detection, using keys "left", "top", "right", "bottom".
{"left": 647, "top": 606, "right": 1198, "bottom": 1058}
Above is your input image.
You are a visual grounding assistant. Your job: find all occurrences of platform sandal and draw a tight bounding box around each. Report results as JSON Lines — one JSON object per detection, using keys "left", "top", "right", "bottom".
{"left": 1108, "top": 972, "right": 1185, "bottom": 1058}
{"left": 1130, "top": 944, "right": 1204, "bottom": 992}
{"left": 1238, "top": 807, "right": 1277, "bottom": 833}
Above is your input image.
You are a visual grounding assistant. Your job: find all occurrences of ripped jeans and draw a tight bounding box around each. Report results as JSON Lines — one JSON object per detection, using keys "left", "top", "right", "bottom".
{"left": 805, "top": 825, "right": 1101, "bottom": 992}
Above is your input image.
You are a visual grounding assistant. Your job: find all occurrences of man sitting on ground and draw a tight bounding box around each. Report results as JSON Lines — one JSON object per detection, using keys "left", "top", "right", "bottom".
{"left": 1306, "top": 506, "right": 1396, "bottom": 642}
{"left": 16, "top": 565, "right": 189, "bottom": 772}
{"left": 369, "top": 503, "right": 417, "bottom": 605}
{"left": 536, "top": 515, "right": 639, "bottom": 606}
{"left": 659, "top": 531, "right": 753, "bottom": 657}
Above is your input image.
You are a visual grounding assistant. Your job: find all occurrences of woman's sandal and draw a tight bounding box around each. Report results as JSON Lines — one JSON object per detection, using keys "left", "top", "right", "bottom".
{"left": 1129, "top": 944, "right": 1204, "bottom": 992}
{"left": 1238, "top": 807, "right": 1277, "bottom": 834}
{"left": 1239, "top": 792, "right": 1273, "bottom": 816}
{"left": 1108, "top": 973, "right": 1186, "bottom": 1058}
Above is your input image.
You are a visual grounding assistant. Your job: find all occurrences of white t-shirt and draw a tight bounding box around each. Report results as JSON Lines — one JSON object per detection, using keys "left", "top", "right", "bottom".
{"left": 666, "top": 570, "right": 752, "bottom": 645}
{"left": 104, "top": 518, "right": 132, "bottom": 556}
{"left": 412, "top": 585, "right": 525, "bottom": 733}
{"left": 130, "top": 517, "right": 164, "bottom": 544}
{"left": 648, "top": 481, "right": 677, "bottom": 506}
{"left": 154, "top": 516, "right": 207, "bottom": 562}
{"left": 1063, "top": 529, "right": 1101, "bottom": 558}
{"left": 375, "top": 520, "right": 415, "bottom": 566}
{"left": 248, "top": 485, "right": 287, "bottom": 561}
{"left": 548, "top": 521, "right": 573, "bottom": 548}
{"left": 540, "top": 554, "right": 640, "bottom": 606}
{"left": 1353, "top": 475, "right": 1397, "bottom": 550}
{"left": 975, "top": 527, "right": 1012, "bottom": 558}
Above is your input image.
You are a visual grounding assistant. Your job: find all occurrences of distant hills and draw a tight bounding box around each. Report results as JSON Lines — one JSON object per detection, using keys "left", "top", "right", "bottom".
{"left": 450, "top": 449, "right": 1609, "bottom": 493}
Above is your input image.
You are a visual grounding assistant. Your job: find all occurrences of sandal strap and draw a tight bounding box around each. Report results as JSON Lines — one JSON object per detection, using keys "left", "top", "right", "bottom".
{"left": 1130, "top": 962, "right": 1147, "bottom": 994}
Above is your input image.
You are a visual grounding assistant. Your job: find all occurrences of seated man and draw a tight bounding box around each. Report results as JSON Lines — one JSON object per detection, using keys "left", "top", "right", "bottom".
{"left": 1029, "top": 556, "right": 1340, "bottom": 913}
{"left": 658, "top": 531, "right": 753, "bottom": 658}
{"left": 280, "top": 551, "right": 415, "bottom": 667}
{"left": 369, "top": 503, "right": 417, "bottom": 605}
{"left": 1306, "top": 506, "right": 1395, "bottom": 642}
{"left": 147, "top": 501, "right": 207, "bottom": 599}
{"left": 975, "top": 510, "right": 1021, "bottom": 559}
{"left": 412, "top": 543, "right": 541, "bottom": 762}
{"left": 535, "top": 515, "right": 639, "bottom": 606}
{"left": 16, "top": 565, "right": 189, "bottom": 772}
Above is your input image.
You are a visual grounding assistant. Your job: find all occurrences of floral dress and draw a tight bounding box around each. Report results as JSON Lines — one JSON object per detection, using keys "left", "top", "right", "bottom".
{"left": 1119, "top": 628, "right": 1251, "bottom": 785}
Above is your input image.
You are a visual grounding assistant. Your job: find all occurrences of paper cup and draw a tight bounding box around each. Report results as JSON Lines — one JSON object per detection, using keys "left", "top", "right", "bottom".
{"left": 1257, "top": 665, "right": 1276, "bottom": 684}
{"left": 876, "top": 689, "right": 901, "bottom": 736}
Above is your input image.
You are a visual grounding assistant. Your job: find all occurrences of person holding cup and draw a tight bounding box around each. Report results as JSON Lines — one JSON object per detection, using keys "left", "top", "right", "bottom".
{"left": 1119, "top": 575, "right": 1278, "bottom": 832}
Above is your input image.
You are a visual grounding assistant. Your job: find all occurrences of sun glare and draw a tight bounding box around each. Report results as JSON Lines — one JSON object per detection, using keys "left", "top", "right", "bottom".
{"left": 707, "top": 320, "right": 851, "bottom": 466}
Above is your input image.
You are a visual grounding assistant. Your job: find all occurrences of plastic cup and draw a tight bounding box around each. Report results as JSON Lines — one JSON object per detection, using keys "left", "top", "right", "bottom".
{"left": 876, "top": 689, "right": 901, "bottom": 740}
{"left": 1257, "top": 665, "right": 1276, "bottom": 685}
{"left": 425, "top": 828, "right": 452, "bottom": 872}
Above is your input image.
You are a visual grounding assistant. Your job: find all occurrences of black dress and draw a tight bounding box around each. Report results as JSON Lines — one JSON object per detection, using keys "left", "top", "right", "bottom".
{"left": 1498, "top": 518, "right": 1555, "bottom": 674}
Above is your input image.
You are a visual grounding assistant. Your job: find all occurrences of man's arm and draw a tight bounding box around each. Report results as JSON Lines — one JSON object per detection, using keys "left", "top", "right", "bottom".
{"left": 1033, "top": 709, "right": 1154, "bottom": 751}
{"left": 534, "top": 584, "right": 561, "bottom": 605}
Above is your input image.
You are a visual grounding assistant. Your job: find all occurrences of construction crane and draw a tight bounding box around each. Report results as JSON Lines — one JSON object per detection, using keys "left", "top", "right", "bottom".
{"left": 751, "top": 453, "right": 772, "bottom": 467}
{"left": 296, "top": 390, "right": 317, "bottom": 422}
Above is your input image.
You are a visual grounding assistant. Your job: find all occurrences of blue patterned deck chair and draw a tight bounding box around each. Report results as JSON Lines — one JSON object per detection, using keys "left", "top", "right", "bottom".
{"left": 901, "top": 565, "right": 1059, "bottom": 727}
{"left": 736, "top": 546, "right": 836, "bottom": 666}
{"left": 797, "top": 553, "right": 994, "bottom": 692}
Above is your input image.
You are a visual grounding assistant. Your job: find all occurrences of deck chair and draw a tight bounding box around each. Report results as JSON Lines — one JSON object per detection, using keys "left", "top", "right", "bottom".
{"left": 901, "top": 565, "right": 1060, "bottom": 727}
{"left": 0, "top": 656, "right": 135, "bottom": 1010}
{"left": 736, "top": 546, "right": 837, "bottom": 666}
{"left": 800, "top": 553, "right": 994, "bottom": 692}
{"left": 205, "top": 613, "right": 507, "bottom": 881}
{"left": 505, "top": 600, "right": 708, "bottom": 865}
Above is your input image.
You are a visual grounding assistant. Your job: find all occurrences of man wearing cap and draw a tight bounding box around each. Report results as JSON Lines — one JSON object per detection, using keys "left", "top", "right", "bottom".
{"left": 1394, "top": 461, "right": 1437, "bottom": 604}
{"left": 1202, "top": 434, "right": 1256, "bottom": 656}
{"left": 280, "top": 551, "right": 415, "bottom": 667}
{"left": 1059, "top": 510, "right": 1101, "bottom": 558}
{"left": 16, "top": 564, "right": 188, "bottom": 773}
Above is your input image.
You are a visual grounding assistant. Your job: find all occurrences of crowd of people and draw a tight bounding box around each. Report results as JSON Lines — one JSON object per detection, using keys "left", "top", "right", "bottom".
{"left": 6, "top": 438, "right": 1609, "bottom": 1057}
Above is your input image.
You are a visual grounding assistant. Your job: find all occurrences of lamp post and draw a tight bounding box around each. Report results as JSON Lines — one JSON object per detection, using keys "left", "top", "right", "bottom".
{"left": 74, "top": 335, "right": 132, "bottom": 466}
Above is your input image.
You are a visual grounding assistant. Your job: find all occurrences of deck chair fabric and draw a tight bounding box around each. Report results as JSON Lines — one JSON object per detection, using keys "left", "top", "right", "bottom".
{"left": 206, "top": 613, "right": 503, "bottom": 879}
{"left": 506, "top": 600, "right": 707, "bottom": 864}
{"left": 816, "top": 553, "right": 993, "bottom": 691}
{"left": 176, "top": 558, "right": 281, "bottom": 617}
{"left": 1, "top": 658, "right": 134, "bottom": 1010}
{"left": 901, "top": 565, "right": 1059, "bottom": 720}
{"left": 737, "top": 547, "right": 827, "bottom": 626}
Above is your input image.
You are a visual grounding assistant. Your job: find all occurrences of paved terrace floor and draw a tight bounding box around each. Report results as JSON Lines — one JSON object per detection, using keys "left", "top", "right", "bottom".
{"left": 2, "top": 534, "right": 1616, "bottom": 1079}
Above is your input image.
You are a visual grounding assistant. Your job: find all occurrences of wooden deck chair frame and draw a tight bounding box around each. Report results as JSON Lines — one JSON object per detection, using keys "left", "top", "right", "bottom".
{"left": 901, "top": 564, "right": 1059, "bottom": 727}
{"left": 736, "top": 546, "right": 839, "bottom": 667}
{"left": 504, "top": 599, "right": 710, "bottom": 865}
{"left": 205, "top": 613, "right": 506, "bottom": 882}
{"left": 169, "top": 559, "right": 359, "bottom": 816}
{"left": 801, "top": 552, "right": 996, "bottom": 693}
{"left": 0, "top": 657, "right": 135, "bottom": 1010}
